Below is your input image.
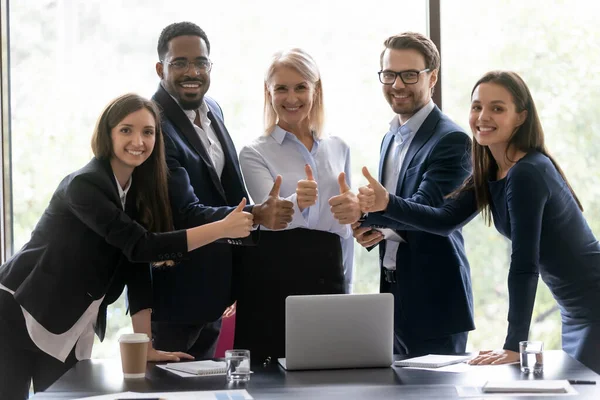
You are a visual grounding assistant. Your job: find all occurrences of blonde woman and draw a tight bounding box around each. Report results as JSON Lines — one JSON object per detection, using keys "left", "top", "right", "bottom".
{"left": 236, "top": 49, "right": 358, "bottom": 360}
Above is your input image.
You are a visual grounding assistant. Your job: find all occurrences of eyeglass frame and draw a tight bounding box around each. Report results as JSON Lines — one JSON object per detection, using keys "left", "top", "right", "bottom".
{"left": 161, "top": 58, "right": 213, "bottom": 73}
{"left": 378, "top": 68, "right": 430, "bottom": 85}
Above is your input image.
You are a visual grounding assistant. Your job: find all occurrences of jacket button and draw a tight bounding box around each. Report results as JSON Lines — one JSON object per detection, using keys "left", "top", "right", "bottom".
{"left": 171, "top": 253, "right": 176, "bottom": 258}
{"left": 158, "top": 255, "right": 163, "bottom": 260}
{"left": 177, "top": 252, "right": 182, "bottom": 257}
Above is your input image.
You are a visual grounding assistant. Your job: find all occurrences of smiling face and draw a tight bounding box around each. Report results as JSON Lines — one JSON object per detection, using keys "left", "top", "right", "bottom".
{"left": 267, "top": 66, "right": 315, "bottom": 133}
{"left": 110, "top": 108, "right": 156, "bottom": 176}
{"left": 156, "top": 35, "right": 211, "bottom": 110}
{"left": 381, "top": 48, "right": 437, "bottom": 123}
{"left": 469, "top": 82, "right": 528, "bottom": 149}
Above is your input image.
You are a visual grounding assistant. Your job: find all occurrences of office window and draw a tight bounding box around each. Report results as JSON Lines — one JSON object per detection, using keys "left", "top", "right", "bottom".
{"left": 9, "top": 0, "right": 427, "bottom": 357}
{"left": 441, "top": 0, "right": 600, "bottom": 351}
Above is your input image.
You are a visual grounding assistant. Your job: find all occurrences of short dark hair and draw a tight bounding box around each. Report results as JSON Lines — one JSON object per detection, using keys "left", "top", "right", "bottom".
{"left": 380, "top": 32, "right": 440, "bottom": 71}
{"left": 157, "top": 22, "right": 210, "bottom": 60}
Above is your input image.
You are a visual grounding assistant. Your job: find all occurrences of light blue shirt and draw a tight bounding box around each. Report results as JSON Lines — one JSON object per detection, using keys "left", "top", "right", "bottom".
{"left": 382, "top": 100, "right": 435, "bottom": 270}
{"left": 239, "top": 125, "right": 354, "bottom": 289}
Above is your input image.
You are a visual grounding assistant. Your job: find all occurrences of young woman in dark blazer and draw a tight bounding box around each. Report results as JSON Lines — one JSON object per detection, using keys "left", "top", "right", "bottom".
{"left": 358, "top": 71, "right": 600, "bottom": 374}
{"left": 0, "top": 93, "right": 253, "bottom": 399}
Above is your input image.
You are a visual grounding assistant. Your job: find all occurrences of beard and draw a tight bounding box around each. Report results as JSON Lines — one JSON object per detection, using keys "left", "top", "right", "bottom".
{"left": 179, "top": 96, "right": 204, "bottom": 110}
{"left": 387, "top": 90, "right": 429, "bottom": 117}
{"left": 163, "top": 78, "right": 208, "bottom": 110}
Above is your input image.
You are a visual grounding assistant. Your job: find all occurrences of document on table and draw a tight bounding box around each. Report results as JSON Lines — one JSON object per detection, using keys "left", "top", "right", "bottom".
{"left": 161, "top": 360, "right": 227, "bottom": 376}
{"left": 482, "top": 380, "right": 574, "bottom": 393}
{"left": 403, "top": 360, "right": 519, "bottom": 373}
{"left": 456, "top": 381, "right": 578, "bottom": 397}
{"left": 73, "top": 389, "right": 253, "bottom": 400}
{"left": 156, "top": 363, "right": 214, "bottom": 377}
{"left": 394, "top": 354, "right": 472, "bottom": 368}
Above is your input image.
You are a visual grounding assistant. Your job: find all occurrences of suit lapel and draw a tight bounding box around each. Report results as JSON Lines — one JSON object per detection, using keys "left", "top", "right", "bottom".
{"left": 378, "top": 131, "right": 395, "bottom": 182}
{"left": 396, "top": 106, "right": 442, "bottom": 194}
{"left": 94, "top": 158, "right": 123, "bottom": 208}
{"left": 207, "top": 109, "right": 246, "bottom": 203}
{"left": 153, "top": 85, "right": 226, "bottom": 199}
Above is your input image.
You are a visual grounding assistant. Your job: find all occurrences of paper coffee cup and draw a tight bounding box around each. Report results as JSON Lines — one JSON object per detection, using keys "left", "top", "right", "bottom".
{"left": 118, "top": 333, "right": 149, "bottom": 379}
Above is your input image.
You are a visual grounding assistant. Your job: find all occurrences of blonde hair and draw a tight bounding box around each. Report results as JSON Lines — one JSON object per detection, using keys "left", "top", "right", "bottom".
{"left": 263, "top": 48, "right": 325, "bottom": 137}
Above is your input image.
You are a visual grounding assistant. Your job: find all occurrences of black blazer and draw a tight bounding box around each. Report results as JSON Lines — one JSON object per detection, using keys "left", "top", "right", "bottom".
{"left": 0, "top": 158, "right": 187, "bottom": 338}
{"left": 151, "top": 85, "right": 253, "bottom": 324}
{"left": 364, "top": 106, "right": 475, "bottom": 339}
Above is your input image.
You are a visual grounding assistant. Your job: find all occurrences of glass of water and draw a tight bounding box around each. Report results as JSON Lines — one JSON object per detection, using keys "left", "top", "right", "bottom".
{"left": 519, "top": 340, "right": 543, "bottom": 374}
{"left": 225, "top": 349, "right": 251, "bottom": 382}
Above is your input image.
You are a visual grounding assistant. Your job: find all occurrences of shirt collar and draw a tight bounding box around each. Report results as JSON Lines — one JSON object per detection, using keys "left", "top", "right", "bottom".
{"left": 182, "top": 101, "right": 210, "bottom": 125}
{"left": 271, "top": 125, "right": 320, "bottom": 145}
{"left": 113, "top": 175, "right": 132, "bottom": 210}
{"left": 389, "top": 99, "right": 435, "bottom": 138}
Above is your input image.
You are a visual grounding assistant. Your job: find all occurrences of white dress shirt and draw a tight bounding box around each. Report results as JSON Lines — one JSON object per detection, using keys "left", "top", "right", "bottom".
{"left": 0, "top": 176, "right": 131, "bottom": 362}
{"left": 239, "top": 126, "right": 354, "bottom": 288}
{"left": 182, "top": 102, "right": 225, "bottom": 178}
{"left": 382, "top": 100, "right": 435, "bottom": 270}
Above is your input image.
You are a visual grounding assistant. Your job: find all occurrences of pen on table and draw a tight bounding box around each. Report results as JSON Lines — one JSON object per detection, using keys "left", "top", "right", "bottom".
{"left": 568, "top": 379, "right": 596, "bottom": 385}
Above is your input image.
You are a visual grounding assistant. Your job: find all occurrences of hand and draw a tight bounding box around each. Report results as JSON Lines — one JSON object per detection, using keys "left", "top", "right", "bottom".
{"left": 351, "top": 221, "right": 384, "bottom": 248}
{"left": 329, "top": 172, "right": 361, "bottom": 225}
{"left": 296, "top": 164, "right": 318, "bottom": 211}
{"left": 221, "top": 198, "right": 254, "bottom": 238}
{"left": 358, "top": 167, "right": 389, "bottom": 213}
{"left": 222, "top": 302, "right": 236, "bottom": 318}
{"left": 252, "top": 176, "right": 294, "bottom": 230}
{"left": 147, "top": 346, "right": 194, "bottom": 363}
{"left": 468, "top": 349, "right": 520, "bottom": 365}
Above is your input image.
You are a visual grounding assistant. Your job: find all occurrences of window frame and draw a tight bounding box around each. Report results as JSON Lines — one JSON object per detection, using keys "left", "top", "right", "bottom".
{"left": 0, "top": 0, "right": 441, "bottom": 262}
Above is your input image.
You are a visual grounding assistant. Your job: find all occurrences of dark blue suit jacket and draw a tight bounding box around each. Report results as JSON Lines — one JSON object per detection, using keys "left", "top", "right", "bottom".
{"left": 364, "top": 105, "right": 475, "bottom": 339}
{"left": 0, "top": 158, "right": 187, "bottom": 340}
{"left": 151, "top": 85, "right": 253, "bottom": 324}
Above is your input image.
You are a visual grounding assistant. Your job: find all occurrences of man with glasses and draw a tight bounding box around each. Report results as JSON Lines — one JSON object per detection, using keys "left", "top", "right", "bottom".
{"left": 352, "top": 32, "right": 475, "bottom": 355}
{"left": 150, "top": 22, "right": 293, "bottom": 359}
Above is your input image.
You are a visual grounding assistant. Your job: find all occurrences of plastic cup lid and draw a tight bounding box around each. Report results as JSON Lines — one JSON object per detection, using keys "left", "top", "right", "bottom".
{"left": 118, "top": 333, "right": 149, "bottom": 343}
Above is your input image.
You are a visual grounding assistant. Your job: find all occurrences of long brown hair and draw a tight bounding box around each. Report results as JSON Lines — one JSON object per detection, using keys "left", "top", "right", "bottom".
{"left": 91, "top": 93, "right": 173, "bottom": 233}
{"left": 455, "top": 71, "right": 582, "bottom": 225}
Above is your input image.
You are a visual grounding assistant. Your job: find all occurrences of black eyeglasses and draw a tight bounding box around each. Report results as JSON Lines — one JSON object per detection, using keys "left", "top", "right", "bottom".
{"left": 378, "top": 68, "right": 430, "bottom": 85}
{"left": 161, "top": 59, "right": 213, "bottom": 72}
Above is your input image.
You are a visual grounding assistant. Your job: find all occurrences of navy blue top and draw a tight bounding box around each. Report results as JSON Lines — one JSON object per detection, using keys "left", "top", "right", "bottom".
{"left": 379, "top": 151, "right": 600, "bottom": 351}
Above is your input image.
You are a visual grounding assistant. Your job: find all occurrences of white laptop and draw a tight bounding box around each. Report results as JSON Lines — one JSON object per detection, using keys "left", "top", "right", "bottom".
{"left": 278, "top": 293, "right": 394, "bottom": 370}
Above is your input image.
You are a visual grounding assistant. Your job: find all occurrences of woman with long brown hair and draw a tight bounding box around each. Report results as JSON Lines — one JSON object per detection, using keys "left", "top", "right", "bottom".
{"left": 0, "top": 93, "right": 253, "bottom": 399}
{"left": 358, "top": 71, "right": 600, "bottom": 373}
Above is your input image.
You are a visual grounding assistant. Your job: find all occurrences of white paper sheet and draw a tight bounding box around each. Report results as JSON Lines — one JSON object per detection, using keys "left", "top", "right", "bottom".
{"left": 404, "top": 361, "right": 519, "bottom": 373}
{"left": 156, "top": 364, "right": 225, "bottom": 378}
{"left": 456, "top": 384, "right": 578, "bottom": 397}
{"left": 394, "top": 354, "right": 472, "bottom": 368}
{"left": 74, "top": 389, "right": 253, "bottom": 399}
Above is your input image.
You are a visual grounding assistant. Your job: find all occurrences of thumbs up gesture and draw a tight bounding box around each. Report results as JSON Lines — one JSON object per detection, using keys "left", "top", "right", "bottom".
{"left": 328, "top": 172, "right": 361, "bottom": 225}
{"left": 221, "top": 198, "right": 254, "bottom": 238}
{"left": 296, "top": 164, "right": 319, "bottom": 211}
{"left": 252, "top": 175, "right": 295, "bottom": 230}
{"left": 358, "top": 167, "right": 389, "bottom": 213}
